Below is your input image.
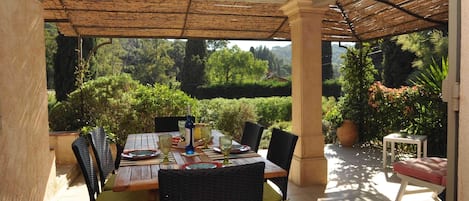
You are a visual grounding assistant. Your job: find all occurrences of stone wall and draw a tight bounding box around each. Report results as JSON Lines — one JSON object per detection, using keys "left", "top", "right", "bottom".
{"left": 0, "top": 1, "right": 54, "bottom": 200}
{"left": 49, "top": 131, "right": 80, "bottom": 165}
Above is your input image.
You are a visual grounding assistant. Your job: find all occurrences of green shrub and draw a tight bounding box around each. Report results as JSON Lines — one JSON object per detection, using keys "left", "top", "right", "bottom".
{"left": 216, "top": 102, "right": 257, "bottom": 142}
{"left": 248, "top": 97, "right": 291, "bottom": 126}
{"left": 197, "top": 97, "right": 291, "bottom": 129}
{"left": 66, "top": 74, "right": 141, "bottom": 145}
{"left": 193, "top": 81, "right": 291, "bottom": 99}
{"left": 47, "top": 90, "right": 57, "bottom": 110}
{"left": 321, "top": 96, "right": 343, "bottom": 144}
{"left": 49, "top": 101, "right": 79, "bottom": 131}
{"left": 48, "top": 74, "right": 199, "bottom": 145}
{"left": 133, "top": 84, "right": 198, "bottom": 133}
{"left": 259, "top": 121, "right": 292, "bottom": 149}
{"left": 367, "top": 81, "right": 447, "bottom": 156}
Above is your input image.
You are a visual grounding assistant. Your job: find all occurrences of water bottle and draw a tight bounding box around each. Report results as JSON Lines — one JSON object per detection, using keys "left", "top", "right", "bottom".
{"left": 185, "top": 106, "right": 195, "bottom": 155}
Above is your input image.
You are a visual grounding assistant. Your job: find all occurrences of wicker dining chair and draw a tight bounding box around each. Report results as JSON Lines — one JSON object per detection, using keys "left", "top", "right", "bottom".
{"left": 240, "top": 121, "right": 264, "bottom": 153}
{"left": 265, "top": 128, "right": 299, "bottom": 201}
{"left": 89, "top": 127, "right": 116, "bottom": 191}
{"left": 154, "top": 116, "right": 194, "bottom": 132}
{"left": 159, "top": 162, "right": 265, "bottom": 201}
{"left": 72, "top": 136, "right": 151, "bottom": 201}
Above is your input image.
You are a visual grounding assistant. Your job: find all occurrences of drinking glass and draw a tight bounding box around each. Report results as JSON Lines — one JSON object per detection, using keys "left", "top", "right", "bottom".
{"left": 201, "top": 126, "right": 212, "bottom": 149}
{"left": 219, "top": 136, "right": 232, "bottom": 165}
{"left": 158, "top": 134, "right": 172, "bottom": 163}
{"left": 178, "top": 120, "right": 186, "bottom": 140}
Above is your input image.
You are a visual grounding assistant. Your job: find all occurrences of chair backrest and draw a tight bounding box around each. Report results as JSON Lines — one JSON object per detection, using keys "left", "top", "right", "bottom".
{"left": 154, "top": 116, "right": 193, "bottom": 132}
{"left": 240, "top": 121, "right": 264, "bottom": 152}
{"left": 89, "top": 127, "right": 115, "bottom": 189}
{"left": 72, "top": 136, "right": 100, "bottom": 201}
{"left": 267, "top": 128, "right": 298, "bottom": 173}
{"left": 159, "top": 162, "right": 265, "bottom": 201}
{"left": 266, "top": 128, "right": 298, "bottom": 200}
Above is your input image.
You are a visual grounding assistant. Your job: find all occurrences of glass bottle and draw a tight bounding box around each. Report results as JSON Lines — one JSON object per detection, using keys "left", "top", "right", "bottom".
{"left": 185, "top": 106, "right": 195, "bottom": 155}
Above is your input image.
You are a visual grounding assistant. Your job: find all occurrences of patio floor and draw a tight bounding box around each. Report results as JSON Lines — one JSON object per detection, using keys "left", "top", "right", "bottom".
{"left": 53, "top": 144, "right": 437, "bottom": 201}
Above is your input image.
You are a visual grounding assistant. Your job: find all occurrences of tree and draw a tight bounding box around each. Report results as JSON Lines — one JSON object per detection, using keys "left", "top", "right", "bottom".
{"left": 121, "top": 39, "right": 175, "bottom": 85}
{"left": 180, "top": 39, "right": 207, "bottom": 93}
{"left": 250, "top": 46, "right": 282, "bottom": 75}
{"left": 168, "top": 40, "right": 186, "bottom": 82}
{"left": 207, "top": 40, "right": 228, "bottom": 55}
{"left": 54, "top": 35, "right": 95, "bottom": 101}
{"left": 339, "top": 44, "right": 377, "bottom": 142}
{"left": 91, "top": 38, "right": 125, "bottom": 78}
{"left": 206, "top": 46, "right": 268, "bottom": 84}
{"left": 396, "top": 29, "right": 448, "bottom": 69}
{"left": 322, "top": 41, "right": 333, "bottom": 81}
{"left": 381, "top": 38, "right": 416, "bottom": 88}
{"left": 45, "top": 23, "right": 58, "bottom": 89}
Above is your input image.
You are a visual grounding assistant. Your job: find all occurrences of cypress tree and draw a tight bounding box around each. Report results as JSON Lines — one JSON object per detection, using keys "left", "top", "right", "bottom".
{"left": 53, "top": 34, "right": 94, "bottom": 101}
{"left": 381, "top": 38, "right": 416, "bottom": 88}
{"left": 180, "top": 39, "right": 207, "bottom": 93}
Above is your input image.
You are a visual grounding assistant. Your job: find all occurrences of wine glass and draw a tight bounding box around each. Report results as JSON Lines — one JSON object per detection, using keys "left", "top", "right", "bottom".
{"left": 178, "top": 120, "right": 186, "bottom": 140}
{"left": 201, "top": 125, "right": 212, "bottom": 149}
{"left": 219, "top": 136, "right": 232, "bottom": 165}
{"left": 158, "top": 134, "right": 172, "bottom": 163}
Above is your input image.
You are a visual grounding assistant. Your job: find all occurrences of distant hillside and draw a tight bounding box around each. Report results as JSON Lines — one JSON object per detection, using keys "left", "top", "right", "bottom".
{"left": 270, "top": 43, "right": 353, "bottom": 78}
{"left": 271, "top": 45, "right": 292, "bottom": 64}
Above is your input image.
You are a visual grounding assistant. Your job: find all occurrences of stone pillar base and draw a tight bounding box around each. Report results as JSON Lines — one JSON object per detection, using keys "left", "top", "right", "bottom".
{"left": 290, "top": 155, "right": 328, "bottom": 186}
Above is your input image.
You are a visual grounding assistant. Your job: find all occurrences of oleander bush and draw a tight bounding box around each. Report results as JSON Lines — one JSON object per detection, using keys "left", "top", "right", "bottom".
{"left": 366, "top": 81, "right": 447, "bottom": 156}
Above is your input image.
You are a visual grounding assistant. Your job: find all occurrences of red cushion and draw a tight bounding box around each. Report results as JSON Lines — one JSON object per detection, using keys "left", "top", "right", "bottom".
{"left": 393, "top": 157, "right": 447, "bottom": 186}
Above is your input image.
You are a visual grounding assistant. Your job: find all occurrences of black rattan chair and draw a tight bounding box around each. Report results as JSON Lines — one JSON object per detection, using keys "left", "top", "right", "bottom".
{"left": 159, "top": 162, "right": 265, "bottom": 201}
{"left": 154, "top": 116, "right": 194, "bottom": 132}
{"left": 240, "top": 121, "right": 264, "bottom": 152}
{"left": 72, "top": 136, "right": 150, "bottom": 201}
{"left": 265, "top": 128, "right": 298, "bottom": 201}
{"left": 89, "top": 127, "right": 116, "bottom": 191}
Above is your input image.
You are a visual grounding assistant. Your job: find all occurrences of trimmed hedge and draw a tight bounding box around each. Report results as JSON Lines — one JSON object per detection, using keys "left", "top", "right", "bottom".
{"left": 193, "top": 81, "right": 341, "bottom": 99}
{"left": 192, "top": 82, "right": 291, "bottom": 99}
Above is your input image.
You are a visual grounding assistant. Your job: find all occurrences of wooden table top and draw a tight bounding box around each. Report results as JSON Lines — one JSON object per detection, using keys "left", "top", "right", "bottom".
{"left": 113, "top": 131, "right": 287, "bottom": 192}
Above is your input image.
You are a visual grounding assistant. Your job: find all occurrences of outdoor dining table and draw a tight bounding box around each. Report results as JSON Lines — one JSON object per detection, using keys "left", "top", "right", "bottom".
{"left": 112, "top": 131, "right": 287, "bottom": 192}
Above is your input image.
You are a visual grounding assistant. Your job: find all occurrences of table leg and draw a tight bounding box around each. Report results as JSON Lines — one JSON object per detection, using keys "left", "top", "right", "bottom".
{"left": 383, "top": 140, "right": 387, "bottom": 168}
{"left": 417, "top": 141, "right": 422, "bottom": 159}
{"left": 391, "top": 142, "right": 395, "bottom": 163}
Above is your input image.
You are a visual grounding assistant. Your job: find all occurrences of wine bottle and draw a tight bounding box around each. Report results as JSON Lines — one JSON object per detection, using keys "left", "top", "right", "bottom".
{"left": 185, "top": 106, "right": 195, "bottom": 155}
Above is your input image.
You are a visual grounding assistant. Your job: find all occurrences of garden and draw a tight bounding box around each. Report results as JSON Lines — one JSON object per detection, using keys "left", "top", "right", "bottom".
{"left": 47, "top": 30, "right": 449, "bottom": 157}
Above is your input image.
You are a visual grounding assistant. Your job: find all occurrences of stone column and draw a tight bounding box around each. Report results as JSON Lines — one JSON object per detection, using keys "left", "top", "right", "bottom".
{"left": 280, "top": 0, "right": 329, "bottom": 185}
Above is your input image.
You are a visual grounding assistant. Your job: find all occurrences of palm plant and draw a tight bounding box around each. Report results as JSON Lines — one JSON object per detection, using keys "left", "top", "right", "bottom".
{"left": 408, "top": 57, "right": 448, "bottom": 95}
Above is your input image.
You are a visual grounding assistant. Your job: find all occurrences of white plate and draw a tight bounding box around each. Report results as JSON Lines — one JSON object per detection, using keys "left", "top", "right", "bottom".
{"left": 121, "top": 150, "right": 160, "bottom": 160}
{"left": 212, "top": 145, "right": 251, "bottom": 154}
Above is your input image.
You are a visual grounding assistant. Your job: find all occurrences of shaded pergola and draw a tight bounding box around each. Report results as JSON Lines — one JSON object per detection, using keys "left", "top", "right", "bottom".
{"left": 42, "top": 0, "right": 449, "bottom": 187}
{"left": 43, "top": 0, "right": 447, "bottom": 41}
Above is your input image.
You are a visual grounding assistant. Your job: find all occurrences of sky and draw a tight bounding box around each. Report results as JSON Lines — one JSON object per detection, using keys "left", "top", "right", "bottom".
{"left": 228, "top": 40, "right": 291, "bottom": 51}
{"left": 227, "top": 40, "right": 354, "bottom": 51}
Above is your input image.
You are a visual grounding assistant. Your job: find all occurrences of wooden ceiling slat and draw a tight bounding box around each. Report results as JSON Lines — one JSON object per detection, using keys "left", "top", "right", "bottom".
{"left": 77, "top": 27, "right": 182, "bottom": 38}
{"left": 61, "top": 0, "right": 189, "bottom": 13}
{"left": 185, "top": 29, "right": 272, "bottom": 39}
{"left": 68, "top": 11, "right": 185, "bottom": 28}
{"left": 185, "top": 14, "right": 285, "bottom": 31}
{"left": 190, "top": 0, "right": 285, "bottom": 16}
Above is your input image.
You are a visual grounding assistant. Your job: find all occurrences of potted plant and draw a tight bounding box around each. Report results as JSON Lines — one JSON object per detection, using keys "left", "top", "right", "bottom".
{"left": 336, "top": 43, "right": 377, "bottom": 147}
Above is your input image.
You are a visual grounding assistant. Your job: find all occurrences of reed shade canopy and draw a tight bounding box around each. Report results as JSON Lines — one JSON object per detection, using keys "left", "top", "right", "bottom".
{"left": 42, "top": 0, "right": 448, "bottom": 42}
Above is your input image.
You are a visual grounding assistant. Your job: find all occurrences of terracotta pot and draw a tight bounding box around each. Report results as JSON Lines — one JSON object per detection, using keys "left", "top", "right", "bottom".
{"left": 336, "top": 120, "right": 358, "bottom": 147}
